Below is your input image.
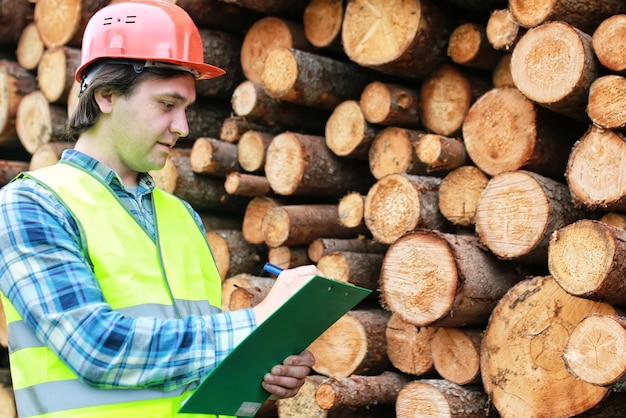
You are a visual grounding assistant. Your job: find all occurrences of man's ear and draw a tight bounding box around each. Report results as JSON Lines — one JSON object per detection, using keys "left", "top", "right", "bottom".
{"left": 94, "top": 89, "right": 114, "bottom": 114}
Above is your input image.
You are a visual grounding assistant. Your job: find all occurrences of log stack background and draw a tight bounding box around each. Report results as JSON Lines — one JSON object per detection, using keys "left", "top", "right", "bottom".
{"left": 2, "top": 0, "right": 626, "bottom": 416}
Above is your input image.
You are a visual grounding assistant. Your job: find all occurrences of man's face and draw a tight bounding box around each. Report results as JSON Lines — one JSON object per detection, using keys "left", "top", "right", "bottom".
{"left": 107, "top": 73, "right": 196, "bottom": 176}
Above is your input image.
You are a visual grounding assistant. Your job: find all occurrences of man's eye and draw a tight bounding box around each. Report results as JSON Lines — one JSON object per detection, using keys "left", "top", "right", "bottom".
{"left": 162, "top": 102, "right": 175, "bottom": 110}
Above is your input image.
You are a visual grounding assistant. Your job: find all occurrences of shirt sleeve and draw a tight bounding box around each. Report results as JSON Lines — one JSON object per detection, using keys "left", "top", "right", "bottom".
{"left": 0, "top": 180, "right": 256, "bottom": 391}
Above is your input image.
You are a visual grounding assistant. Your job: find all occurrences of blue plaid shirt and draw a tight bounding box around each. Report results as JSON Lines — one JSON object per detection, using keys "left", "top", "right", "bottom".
{"left": 0, "top": 149, "right": 255, "bottom": 391}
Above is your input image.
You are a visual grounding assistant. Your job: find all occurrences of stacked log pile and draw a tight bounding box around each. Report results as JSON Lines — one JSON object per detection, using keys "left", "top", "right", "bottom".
{"left": 2, "top": 0, "right": 626, "bottom": 417}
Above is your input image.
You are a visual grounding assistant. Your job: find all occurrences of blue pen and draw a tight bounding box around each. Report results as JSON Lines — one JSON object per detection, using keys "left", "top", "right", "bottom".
{"left": 263, "top": 262, "right": 283, "bottom": 276}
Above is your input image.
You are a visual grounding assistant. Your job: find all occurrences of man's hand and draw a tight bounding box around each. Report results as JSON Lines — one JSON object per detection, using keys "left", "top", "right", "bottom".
{"left": 262, "top": 350, "right": 315, "bottom": 399}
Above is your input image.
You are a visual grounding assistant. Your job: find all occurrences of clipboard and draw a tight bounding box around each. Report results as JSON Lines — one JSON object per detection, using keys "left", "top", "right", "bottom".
{"left": 178, "top": 275, "right": 371, "bottom": 416}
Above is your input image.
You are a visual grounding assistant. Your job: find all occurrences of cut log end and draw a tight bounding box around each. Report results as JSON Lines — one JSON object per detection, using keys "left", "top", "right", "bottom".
{"left": 261, "top": 47, "right": 298, "bottom": 99}
{"left": 438, "top": 165, "right": 489, "bottom": 227}
{"left": 303, "top": 0, "right": 344, "bottom": 48}
{"left": 264, "top": 132, "right": 305, "bottom": 195}
{"left": 324, "top": 100, "right": 366, "bottom": 157}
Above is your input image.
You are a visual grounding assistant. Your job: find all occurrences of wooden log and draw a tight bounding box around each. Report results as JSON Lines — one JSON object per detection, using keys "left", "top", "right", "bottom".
{"left": 419, "top": 64, "right": 490, "bottom": 137}
{"left": 237, "top": 129, "right": 273, "bottom": 173}
{"left": 308, "top": 309, "right": 391, "bottom": 378}
{"left": 548, "top": 219, "right": 626, "bottom": 305}
{"left": 265, "top": 131, "right": 373, "bottom": 197}
{"left": 491, "top": 53, "right": 515, "bottom": 88}
{"left": 315, "top": 372, "right": 408, "bottom": 411}
{"left": 481, "top": 276, "right": 616, "bottom": 418}
{"left": 240, "top": 16, "right": 311, "bottom": 85}
{"left": 363, "top": 173, "right": 445, "bottom": 245}
{"left": 205, "top": 229, "right": 266, "bottom": 280}
{"left": 324, "top": 100, "right": 380, "bottom": 160}
{"left": 577, "top": 391, "right": 626, "bottom": 418}
{"left": 367, "top": 127, "right": 428, "bottom": 180}
{"left": 194, "top": 28, "right": 244, "bottom": 100}
{"left": 261, "top": 47, "right": 372, "bottom": 112}
{"left": 592, "top": 14, "right": 626, "bottom": 75}
{"left": 486, "top": 8, "right": 524, "bottom": 51}
{"left": 184, "top": 99, "right": 231, "bottom": 142}
{"left": 198, "top": 212, "right": 242, "bottom": 232}
{"left": 586, "top": 75, "right": 626, "bottom": 131}
{"left": 148, "top": 148, "right": 250, "bottom": 213}
{"left": 510, "top": 21, "right": 599, "bottom": 121}
{"left": 566, "top": 125, "right": 626, "bottom": 212}
{"left": 341, "top": 0, "right": 451, "bottom": 79}
{"left": 37, "top": 46, "right": 81, "bottom": 104}
{"left": 508, "top": 0, "right": 626, "bottom": 34}
{"left": 0, "top": 62, "right": 37, "bottom": 148}
{"left": 242, "top": 196, "right": 283, "bottom": 244}
{"left": 29, "top": 141, "right": 75, "bottom": 170}
{"left": 219, "top": 116, "right": 276, "bottom": 144}
{"left": 221, "top": 273, "right": 274, "bottom": 312}
{"left": 34, "top": 0, "right": 109, "bottom": 48}
{"left": 16, "top": 22, "right": 45, "bottom": 71}
{"left": 216, "top": 0, "right": 308, "bottom": 14}
{"left": 0, "top": 160, "right": 29, "bottom": 186}
{"left": 600, "top": 212, "right": 626, "bottom": 229}
{"left": 231, "top": 80, "right": 328, "bottom": 135}
{"left": 173, "top": 0, "right": 261, "bottom": 34}
{"left": 396, "top": 379, "right": 493, "bottom": 418}
{"left": 462, "top": 87, "right": 583, "bottom": 178}
{"left": 337, "top": 192, "right": 365, "bottom": 229}
{"left": 430, "top": 327, "right": 482, "bottom": 386}
{"left": 415, "top": 133, "right": 469, "bottom": 174}
{"left": 385, "top": 314, "right": 436, "bottom": 376}
{"left": 437, "top": 0, "right": 507, "bottom": 22}
{"left": 359, "top": 82, "right": 420, "bottom": 129}
{"left": 16, "top": 90, "right": 68, "bottom": 154}
{"left": 277, "top": 375, "right": 394, "bottom": 418}
{"left": 225, "top": 275, "right": 274, "bottom": 311}
{"left": 563, "top": 314, "right": 626, "bottom": 387}
{"left": 437, "top": 165, "right": 489, "bottom": 228}
{"left": 267, "top": 246, "right": 310, "bottom": 269}
{"left": 189, "top": 137, "right": 240, "bottom": 177}
{"left": 0, "top": 0, "right": 33, "bottom": 46}
{"left": 307, "top": 237, "right": 388, "bottom": 264}
{"left": 380, "top": 229, "right": 521, "bottom": 327}
{"left": 302, "top": 0, "right": 344, "bottom": 51}
{"left": 224, "top": 172, "right": 271, "bottom": 197}
{"left": 261, "top": 204, "right": 367, "bottom": 248}
{"left": 476, "top": 170, "right": 588, "bottom": 264}
{"left": 447, "top": 22, "right": 504, "bottom": 70}
{"left": 316, "top": 251, "right": 384, "bottom": 291}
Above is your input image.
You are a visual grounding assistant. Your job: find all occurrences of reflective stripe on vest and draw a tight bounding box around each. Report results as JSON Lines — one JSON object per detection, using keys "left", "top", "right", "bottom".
{"left": 3, "top": 162, "right": 228, "bottom": 418}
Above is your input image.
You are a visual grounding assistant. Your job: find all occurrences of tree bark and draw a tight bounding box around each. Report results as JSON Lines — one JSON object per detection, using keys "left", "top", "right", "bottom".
{"left": 363, "top": 174, "right": 445, "bottom": 245}
{"left": 368, "top": 127, "right": 428, "bottom": 180}
{"left": 437, "top": 165, "right": 489, "bottom": 228}
{"left": 267, "top": 246, "right": 310, "bottom": 269}
{"left": 265, "top": 132, "right": 373, "bottom": 197}
{"left": 261, "top": 204, "right": 367, "bottom": 248}
{"left": 198, "top": 212, "right": 242, "bottom": 232}
{"left": 342, "top": 0, "right": 451, "bottom": 78}
{"left": 205, "top": 229, "right": 266, "bottom": 280}
{"left": 396, "top": 379, "right": 493, "bottom": 418}
{"left": 0, "top": 0, "right": 33, "bottom": 46}
{"left": 566, "top": 125, "right": 626, "bottom": 212}
{"left": 316, "top": 251, "right": 384, "bottom": 291}
{"left": 236, "top": 129, "right": 273, "bottom": 173}
{"left": 240, "top": 16, "right": 311, "bottom": 85}
{"left": 219, "top": 116, "right": 276, "bottom": 144}
{"left": 16, "top": 90, "right": 68, "bottom": 154}
{"left": 194, "top": 28, "right": 244, "bottom": 100}
{"left": 563, "top": 314, "right": 626, "bottom": 387}
{"left": 592, "top": 14, "right": 626, "bottom": 75}
{"left": 324, "top": 100, "right": 380, "bottom": 160}
{"left": 315, "top": 372, "right": 408, "bottom": 410}
{"left": 510, "top": 21, "right": 599, "bottom": 121}
{"left": 217, "top": 0, "right": 308, "bottom": 14}
{"left": 586, "top": 75, "right": 626, "bottom": 131}
{"left": 415, "top": 133, "right": 469, "bottom": 174}
{"left": 307, "top": 238, "right": 388, "bottom": 264}
{"left": 34, "top": 0, "right": 109, "bottom": 48}
{"left": 173, "top": 0, "right": 261, "bottom": 34}
{"left": 337, "top": 192, "right": 365, "bottom": 229}
{"left": 28, "top": 141, "right": 75, "bottom": 170}
{"left": 481, "top": 275, "right": 617, "bottom": 418}
{"left": 447, "top": 22, "right": 504, "bottom": 70}
{"left": 224, "top": 172, "right": 271, "bottom": 197}
{"left": 462, "top": 87, "right": 583, "bottom": 178}
{"left": 419, "top": 64, "right": 489, "bottom": 136}
{"left": 184, "top": 99, "right": 231, "bottom": 142}
{"left": 476, "top": 170, "right": 588, "bottom": 263}
{"left": 261, "top": 47, "right": 372, "bottom": 112}
{"left": 359, "top": 81, "right": 420, "bottom": 128}
{"left": 189, "top": 137, "right": 240, "bottom": 177}
{"left": 508, "top": 0, "right": 626, "bottom": 34}
{"left": 0, "top": 160, "right": 28, "bottom": 186}
{"left": 16, "top": 22, "right": 45, "bottom": 71}
{"left": 486, "top": 8, "right": 524, "bottom": 51}
{"left": 308, "top": 309, "right": 391, "bottom": 378}
{"left": 548, "top": 219, "right": 626, "bottom": 305}
{"left": 385, "top": 313, "right": 436, "bottom": 376}
{"left": 380, "top": 229, "right": 521, "bottom": 327}
{"left": 430, "top": 327, "right": 483, "bottom": 385}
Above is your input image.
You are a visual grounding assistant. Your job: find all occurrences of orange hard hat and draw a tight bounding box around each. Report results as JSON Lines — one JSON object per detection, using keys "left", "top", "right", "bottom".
{"left": 75, "top": 0, "right": 225, "bottom": 83}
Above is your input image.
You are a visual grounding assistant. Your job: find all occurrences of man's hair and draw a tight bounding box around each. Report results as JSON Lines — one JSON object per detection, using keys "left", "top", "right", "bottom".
{"left": 66, "top": 62, "right": 192, "bottom": 141}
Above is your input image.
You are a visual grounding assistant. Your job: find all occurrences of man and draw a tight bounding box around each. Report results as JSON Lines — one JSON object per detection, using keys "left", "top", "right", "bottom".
{"left": 0, "top": 1, "right": 317, "bottom": 416}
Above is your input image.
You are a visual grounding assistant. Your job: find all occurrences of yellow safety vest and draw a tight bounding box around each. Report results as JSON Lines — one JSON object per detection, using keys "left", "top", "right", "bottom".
{"left": 2, "top": 162, "right": 229, "bottom": 418}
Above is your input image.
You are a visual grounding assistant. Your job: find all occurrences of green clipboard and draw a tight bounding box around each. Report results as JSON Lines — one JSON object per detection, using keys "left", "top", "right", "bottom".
{"left": 178, "top": 275, "right": 371, "bottom": 416}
